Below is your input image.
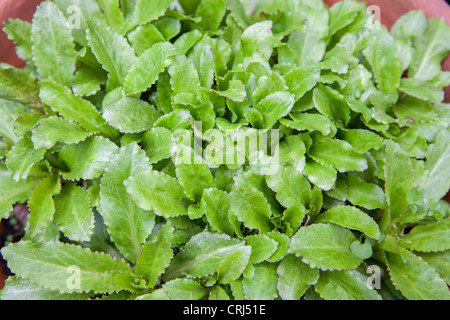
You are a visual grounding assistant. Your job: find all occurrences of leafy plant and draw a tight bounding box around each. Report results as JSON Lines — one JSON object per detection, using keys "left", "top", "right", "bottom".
{"left": 0, "top": 0, "right": 449, "bottom": 300}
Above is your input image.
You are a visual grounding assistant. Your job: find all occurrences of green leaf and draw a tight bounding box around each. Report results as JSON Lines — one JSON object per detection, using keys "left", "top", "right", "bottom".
{"left": 124, "top": 169, "right": 192, "bottom": 217}
{"left": 387, "top": 252, "right": 450, "bottom": 300}
{"left": 383, "top": 140, "right": 414, "bottom": 227}
{"left": 0, "top": 277, "right": 92, "bottom": 300}
{"left": 175, "top": 158, "right": 214, "bottom": 202}
{"left": 31, "top": 1, "right": 77, "bottom": 87}
{"left": 1, "top": 241, "right": 132, "bottom": 294}
{"left": 0, "top": 99, "right": 26, "bottom": 146}
{"left": 211, "top": 80, "right": 246, "bottom": 102}
{"left": 86, "top": 21, "right": 137, "bottom": 88}
{"left": 6, "top": 133, "right": 45, "bottom": 182}
{"left": 309, "top": 139, "right": 368, "bottom": 173}
{"left": 39, "top": 80, "right": 118, "bottom": 139}
{"left": 132, "top": 0, "right": 173, "bottom": 27}
{"left": 168, "top": 55, "right": 201, "bottom": 95}
{"left": 0, "top": 174, "right": 40, "bottom": 220}
{"left": 97, "top": 0, "right": 125, "bottom": 33}
{"left": 3, "top": 19, "right": 33, "bottom": 65}
{"left": 417, "top": 251, "right": 450, "bottom": 285}
{"left": 419, "top": 129, "right": 450, "bottom": 203}
{"left": 245, "top": 234, "right": 278, "bottom": 264}
{"left": 53, "top": 183, "right": 94, "bottom": 242}
{"left": 189, "top": 39, "right": 215, "bottom": 89}
{"left": 164, "top": 232, "right": 244, "bottom": 279}
{"left": 229, "top": 184, "right": 274, "bottom": 233}
{"left": 140, "top": 127, "right": 174, "bottom": 163}
{"left": 328, "top": 0, "right": 366, "bottom": 36}
{"left": 239, "top": 21, "right": 278, "bottom": 61}
{"left": 288, "top": 112, "right": 333, "bottom": 136}
{"left": 289, "top": 223, "right": 362, "bottom": 270}
{"left": 103, "top": 97, "right": 161, "bottom": 133}
{"left": 59, "top": 136, "right": 119, "bottom": 180}
{"left": 242, "top": 262, "right": 279, "bottom": 300}
{"left": 203, "top": 188, "right": 235, "bottom": 236}
{"left": 266, "top": 166, "right": 311, "bottom": 208}
{"left": 399, "top": 78, "right": 443, "bottom": 104}
{"left": 362, "top": 29, "right": 402, "bottom": 92}
{"left": 27, "top": 174, "right": 60, "bottom": 237}
{"left": 0, "top": 68, "right": 40, "bottom": 108}
{"left": 135, "top": 223, "right": 174, "bottom": 286}
{"left": 31, "top": 116, "right": 93, "bottom": 150}
{"left": 341, "top": 129, "right": 384, "bottom": 154}
{"left": 315, "top": 270, "right": 382, "bottom": 300}
{"left": 345, "top": 176, "right": 386, "bottom": 210}
{"left": 284, "top": 66, "right": 321, "bottom": 100}
{"left": 313, "top": 85, "right": 350, "bottom": 127}
{"left": 277, "top": 255, "right": 319, "bottom": 300}
{"left": 399, "top": 218, "right": 450, "bottom": 252}
{"left": 162, "top": 279, "right": 209, "bottom": 300}
{"left": 124, "top": 42, "right": 178, "bottom": 95}
{"left": 409, "top": 18, "right": 450, "bottom": 81}
{"left": 286, "top": 6, "right": 329, "bottom": 67}
{"left": 99, "top": 142, "right": 155, "bottom": 262}
{"left": 315, "top": 206, "right": 381, "bottom": 240}
{"left": 217, "top": 245, "right": 252, "bottom": 284}
{"left": 303, "top": 161, "right": 337, "bottom": 191}
{"left": 254, "top": 92, "right": 295, "bottom": 129}
{"left": 195, "top": 0, "right": 226, "bottom": 31}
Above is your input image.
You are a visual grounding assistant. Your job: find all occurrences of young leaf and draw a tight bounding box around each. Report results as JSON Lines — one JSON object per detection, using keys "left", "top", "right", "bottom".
{"left": 265, "top": 166, "right": 311, "bottom": 208}
{"left": 277, "top": 255, "right": 319, "bottom": 300}
{"left": 245, "top": 234, "right": 278, "bottom": 264}
{"left": 419, "top": 129, "right": 450, "bottom": 203}
{"left": 6, "top": 133, "right": 45, "bottom": 181}
{"left": 99, "top": 142, "right": 155, "bottom": 262}
{"left": 242, "top": 262, "right": 279, "bottom": 300}
{"left": 254, "top": 92, "right": 295, "bottom": 129}
{"left": 135, "top": 223, "right": 174, "bottom": 286}
{"left": 0, "top": 68, "right": 41, "bottom": 108}
{"left": 315, "top": 206, "right": 381, "bottom": 240}
{"left": 86, "top": 21, "right": 137, "bottom": 88}
{"left": 1, "top": 241, "right": 132, "bottom": 294}
{"left": 345, "top": 176, "right": 386, "bottom": 210}
{"left": 309, "top": 139, "right": 368, "bottom": 173}
{"left": 27, "top": 174, "right": 60, "bottom": 237}
{"left": 387, "top": 252, "right": 450, "bottom": 300}
{"left": 399, "top": 218, "right": 450, "bottom": 252}
{"left": 229, "top": 184, "right": 274, "bottom": 233}
{"left": 124, "top": 42, "right": 178, "bottom": 95}
{"left": 409, "top": 18, "right": 450, "bottom": 81}
{"left": 39, "top": 80, "right": 118, "bottom": 139}
{"left": 31, "top": 2, "right": 77, "bottom": 87}
{"left": 140, "top": 127, "right": 174, "bottom": 163}
{"left": 162, "top": 279, "right": 209, "bottom": 300}
{"left": 203, "top": 188, "right": 235, "bottom": 236}
{"left": 0, "top": 174, "right": 40, "bottom": 220}
{"left": 289, "top": 223, "right": 362, "bottom": 271}
{"left": 59, "top": 136, "right": 119, "bottom": 180}
{"left": 103, "top": 97, "right": 161, "bottom": 133}
{"left": 315, "top": 270, "right": 382, "bottom": 300}
{"left": 53, "top": 183, "right": 94, "bottom": 242}
{"left": 124, "top": 169, "right": 192, "bottom": 217}
{"left": 164, "top": 232, "right": 244, "bottom": 280}
{"left": 0, "top": 277, "right": 92, "bottom": 300}
{"left": 383, "top": 140, "right": 414, "bottom": 227}
{"left": 217, "top": 245, "right": 252, "bottom": 284}
{"left": 31, "top": 116, "right": 93, "bottom": 150}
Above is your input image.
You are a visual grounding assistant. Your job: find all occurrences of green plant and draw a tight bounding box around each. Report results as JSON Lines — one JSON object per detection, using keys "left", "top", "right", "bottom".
{"left": 0, "top": 0, "right": 449, "bottom": 300}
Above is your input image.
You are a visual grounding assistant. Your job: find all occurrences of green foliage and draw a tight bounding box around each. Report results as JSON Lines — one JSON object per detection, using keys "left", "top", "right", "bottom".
{"left": 1, "top": 0, "right": 449, "bottom": 301}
